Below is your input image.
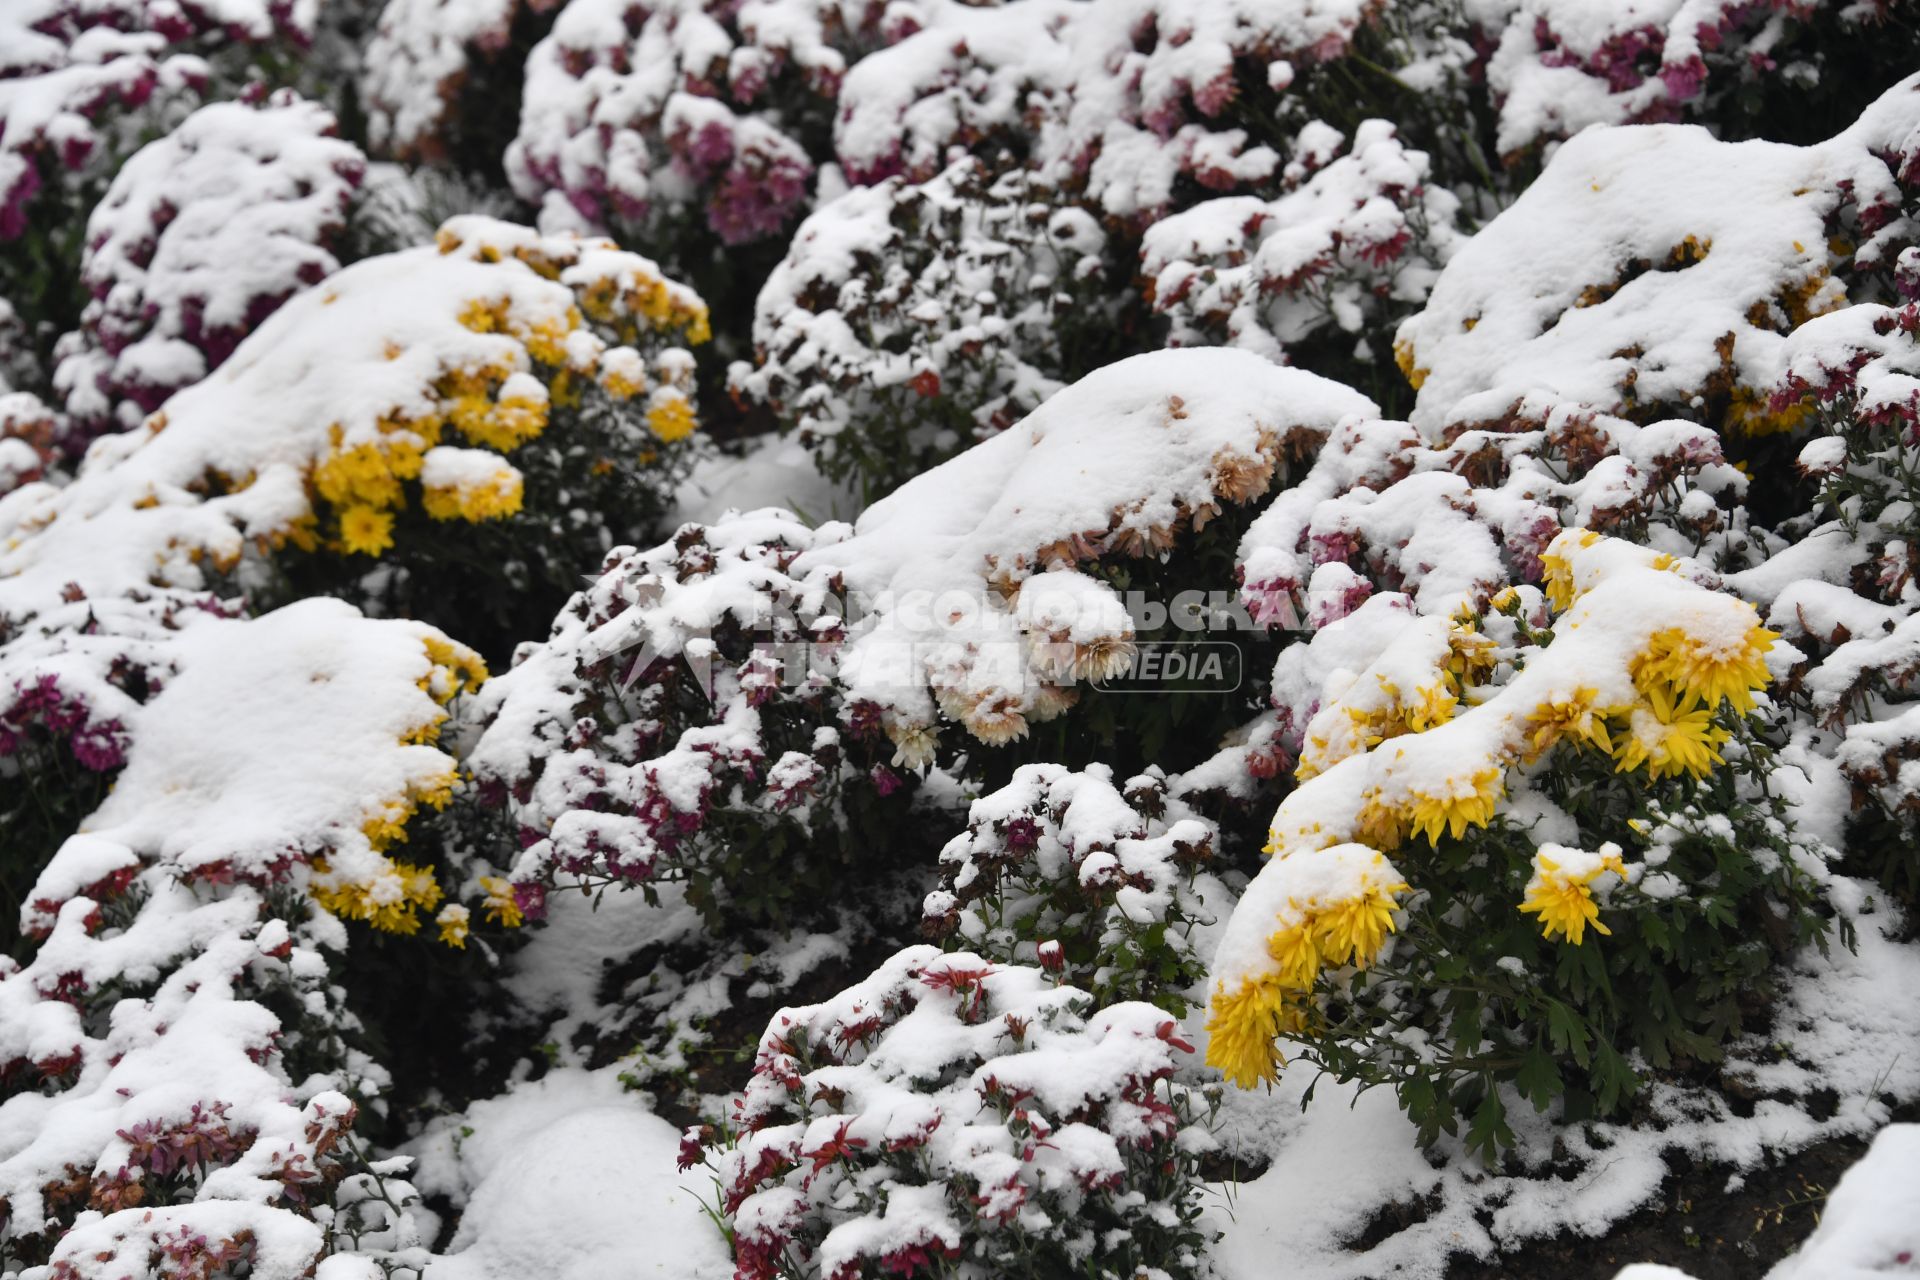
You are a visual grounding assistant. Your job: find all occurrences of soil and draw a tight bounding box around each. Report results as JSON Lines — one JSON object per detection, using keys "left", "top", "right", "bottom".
{"left": 1435, "top": 1108, "right": 1919, "bottom": 1279}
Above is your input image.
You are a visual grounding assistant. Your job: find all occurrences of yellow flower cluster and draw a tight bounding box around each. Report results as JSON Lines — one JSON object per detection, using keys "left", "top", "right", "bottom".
{"left": 1212, "top": 532, "right": 1787, "bottom": 1088}
{"left": 1537, "top": 528, "right": 1774, "bottom": 788}
{"left": 307, "top": 221, "right": 711, "bottom": 563}
{"left": 421, "top": 634, "right": 489, "bottom": 704}
{"left": 1539, "top": 528, "right": 1600, "bottom": 613}
{"left": 645, "top": 392, "right": 697, "bottom": 443}
{"left": 1518, "top": 847, "right": 1627, "bottom": 946}
{"left": 361, "top": 767, "right": 457, "bottom": 851}
{"left": 480, "top": 876, "right": 524, "bottom": 927}
{"left": 1392, "top": 336, "right": 1428, "bottom": 391}
{"left": 1297, "top": 619, "right": 1475, "bottom": 781}
{"left": 311, "top": 856, "right": 444, "bottom": 934}
{"left": 311, "top": 355, "right": 544, "bottom": 557}
{"left": 423, "top": 461, "right": 524, "bottom": 522}
{"left": 305, "top": 633, "right": 508, "bottom": 946}
{"left": 1407, "top": 765, "right": 1504, "bottom": 845}
{"left": 1205, "top": 852, "right": 1409, "bottom": 1089}
{"left": 437, "top": 903, "right": 471, "bottom": 947}
{"left": 1205, "top": 978, "right": 1303, "bottom": 1089}
{"left": 574, "top": 269, "right": 711, "bottom": 349}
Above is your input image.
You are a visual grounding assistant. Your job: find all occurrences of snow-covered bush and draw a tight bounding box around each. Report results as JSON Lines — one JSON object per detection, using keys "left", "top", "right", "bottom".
{"left": 0, "top": 390, "right": 57, "bottom": 502}
{"left": 361, "top": 0, "right": 560, "bottom": 165}
{"left": 1760, "top": 295, "right": 1920, "bottom": 902}
{"left": 923, "top": 763, "right": 1217, "bottom": 1014}
{"left": 831, "top": 0, "right": 1374, "bottom": 222}
{"left": 692, "top": 946, "right": 1215, "bottom": 1280}
{"left": 731, "top": 158, "right": 1125, "bottom": 497}
{"left": 809, "top": 348, "right": 1374, "bottom": 770}
{"left": 51, "top": 94, "right": 366, "bottom": 450}
{"left": 0, "top": 214, "right": 708, "bottom": 649}
{"left": 1141, "top": 119, "right": 1461, "bottom": 386}
{"left": 1206, "top": 530, "right": 1834, "bottom": 1157}
{"left": 1481, "top": 0, "right": 1909, "bottom": 159}
{"left": 0, "top": 0, "right": 314, "bottom": 243}
{"left": 505, "top": 0, "right": 902, "bottom": 249}
{"left": 1393, "top": 72, "right": 1920, "bottom": 440}
{"left": 465, "top": 506, "right": 918, "bottom": 936}
{"left": 0, "top": 600, "right": 485, "bottom": 1272}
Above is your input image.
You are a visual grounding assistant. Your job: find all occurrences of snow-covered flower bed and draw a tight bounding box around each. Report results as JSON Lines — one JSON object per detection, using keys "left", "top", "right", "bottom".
{"left": 4, "top": 8, "right": 1920, "bottom": 1280}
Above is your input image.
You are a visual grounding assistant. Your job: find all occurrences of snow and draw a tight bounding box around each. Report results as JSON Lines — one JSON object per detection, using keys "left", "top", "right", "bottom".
{"left": 416, "top": 1068, "right": 732, "bottom": 1280}
{"left": 671, "top": 432, "right": 856, "bottom": 527}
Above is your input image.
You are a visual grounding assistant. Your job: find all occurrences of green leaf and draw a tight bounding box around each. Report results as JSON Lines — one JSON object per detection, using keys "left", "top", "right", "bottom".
{"left": 1516, "top": 1046, "right": 1563, "bottom": 1113}
{"left": 1466, "top": 1089, "right": 1514, "bottom": 1163}
{"left": 1546, "top": 1001, "right": 1592, "bottom": 1068}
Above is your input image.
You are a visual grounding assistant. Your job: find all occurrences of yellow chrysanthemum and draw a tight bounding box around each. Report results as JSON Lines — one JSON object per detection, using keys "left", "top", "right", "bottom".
{"left": 1265, "top": 923, "right": 1320, "bottom": 990}
{"left": 422, "top": 467, "right": 524, "bottom": 523}
{"left": 272, "top": 513, "right": 320, "bottom": 553}
{"left": 363, "top": 803, "right": 413, "bottom": 850}
{"left": 1631, "top": 623, "right": 1776, "bottom": 714}
{"left": 1445, "top": 623, "right": 1499, "bottom": 688}
{"left": 437, "top": 904, "right": 471, "bottom": 949}
{"left": 1312, "top": 878, "right": 1409, "bottom": 969}
{"left": 1353, "top": 788, "right": 1408, "bottom": 852}
{"left": 646, "top": 394, "right": 697, "bottom": 443}
{"left": 1205, "top": 977, "right": 1303, "bottom": 1089}
{"left": 457, "top": 297, "right": 503, "bottom": 333}
{"left": 480, "top": 875, "right": 525, "bottom": 927}
{"left": 1540, "top": 529, "right": 1600, "bottom": 613}
{"left": 1407, "top": 765, "right": 1504, "bottom": 846}
{"left": 311, "top": 855, "right": 444, "bottom": 935}
{"left": 600, "top": 366, "right": 647, "bottom": 400}
{"left": 1392, "top": 337, "right": 1427, "bottom": 390}
{"left": 412, "top": 768, "right": 458, "bottom": 811}
{"left": 1403, "top": 682, "right": 1458, "bottom": 733}
{"left": 1610, "top": 685, "right": 1727, "bottom": 781}
{"left": 1518, "top": 849, "right": 1626, "bottom": 945}
{"left": 338, "top": 504, "right": 395, "bottom": 557}
{"left": 315, "top": 443, "right": 402, "bottom": 509}
{"left": 1524, "top": 686, "right": 1619, "bottom": 759}
{"left": 681, "top": 306, "right": 712, "bottom": 346}
{"left": 421, "top": 635, "right": 488, "bottom": 703}
{"left": 401, "top": 710, "right": 449, "bottom": 745}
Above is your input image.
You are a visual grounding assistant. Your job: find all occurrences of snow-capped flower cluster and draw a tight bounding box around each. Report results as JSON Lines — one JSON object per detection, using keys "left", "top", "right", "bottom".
{"left": 1142, "top": 119, "right": 1461, "bottom": 370}
{"left": 0, "top": 214, "right": 707, "bottom": 629}
{"left": 360, "top": 0, "right": 560, "bottom": 161}
{"left": 731, "top": 158, "right": 1118, "bottom": 495}
{"left": 832, "top": 0, "right": 1374, "bottom": 220}
{"left": 51, "top": 94, "right": 365, "bottom": 448}
{"left": 465, "top": 506, "right": 916, "bottom": 931}
{"left": 503, "top": 0, "right": 900, "bottom": 245}
{"left": 1204, "top": 530, "right": 1830, "bottom": 1153}
{"left": 1394, "top": 73, "right": 1920, "bottom": 436}
{"left": 1483, "top": 0, "right": 1901, "bottom": 158}
{"left": 0, "top": 0, "right": 314, "bottom": 241}
{"left": 0, "top": 601, "right": 481, "bottom": 1272}
{"left": 810, "top": 347, "right": 1373, "bottom": 749}
{"left": 693, "top": 946, "right": 1215, "bottom": 1280}
{"left": 923, "top": 763, "right": 1218, "bottom": 1010}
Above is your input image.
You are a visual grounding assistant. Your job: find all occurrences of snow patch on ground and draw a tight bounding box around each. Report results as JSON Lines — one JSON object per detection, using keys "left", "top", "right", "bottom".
{"left": 416, "top": 1068, "right": 731, "bottom": 1280}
